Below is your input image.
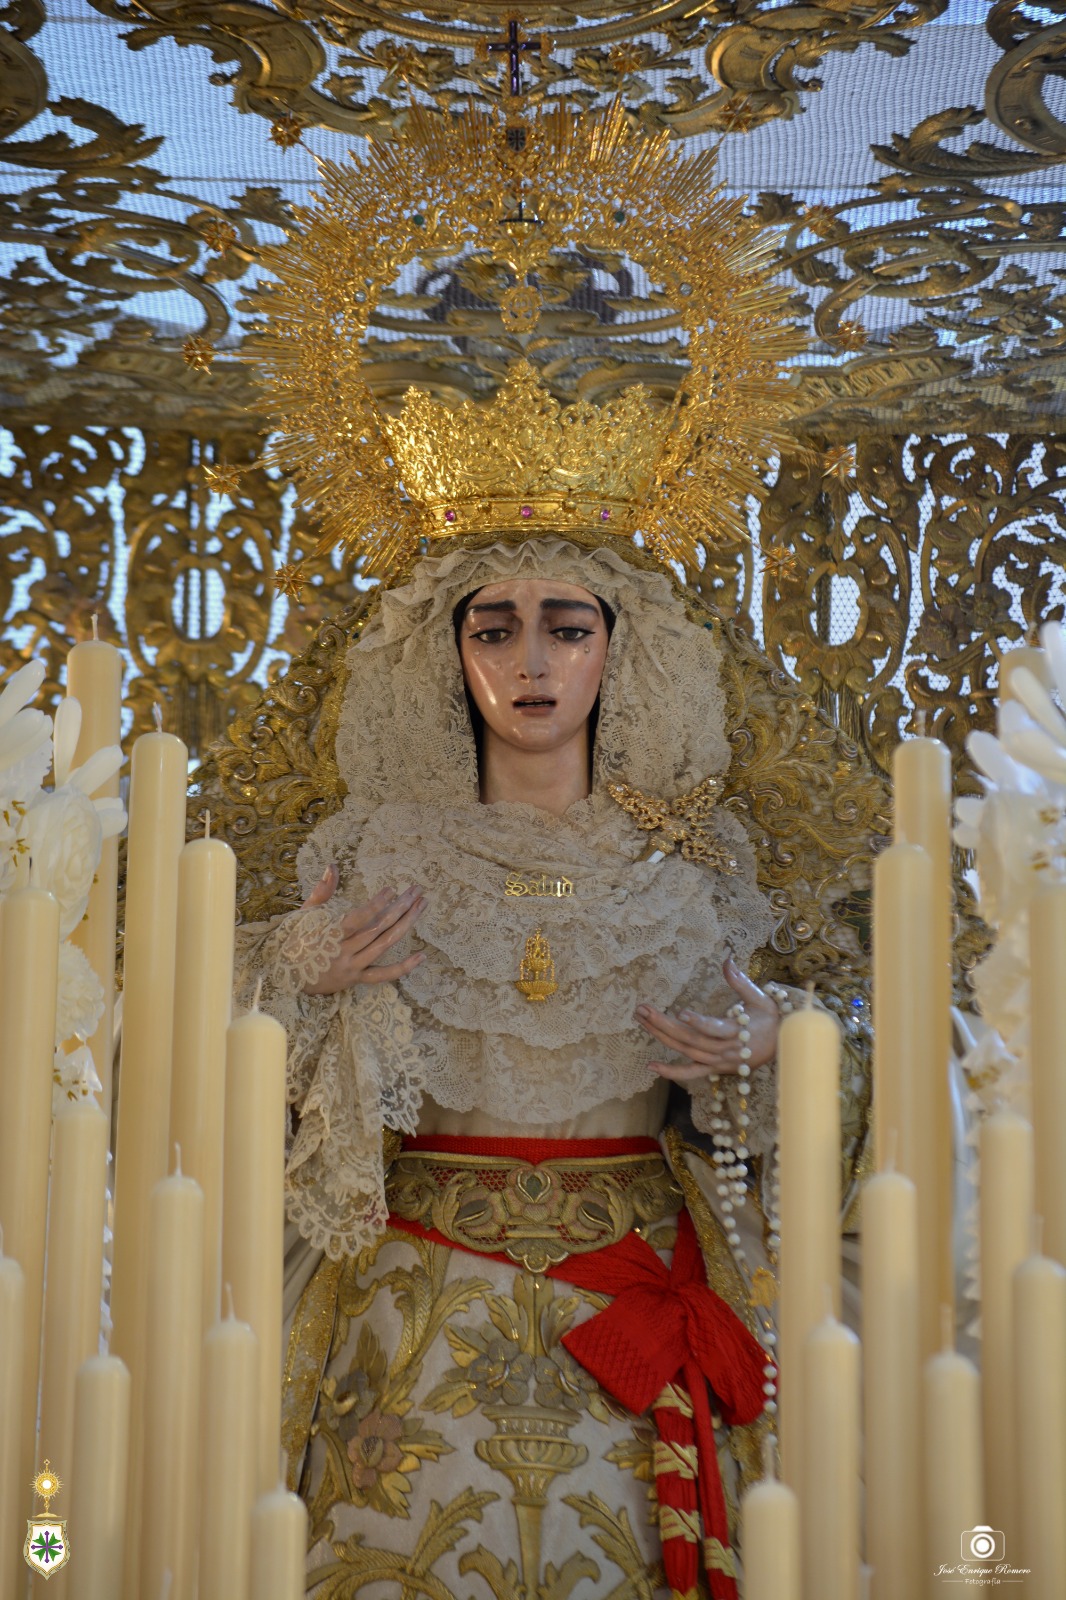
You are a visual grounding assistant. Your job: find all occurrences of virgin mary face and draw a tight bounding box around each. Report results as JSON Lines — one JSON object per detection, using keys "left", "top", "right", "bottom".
{"left": 457, "top": 577, "right": 611, "bottom": 756}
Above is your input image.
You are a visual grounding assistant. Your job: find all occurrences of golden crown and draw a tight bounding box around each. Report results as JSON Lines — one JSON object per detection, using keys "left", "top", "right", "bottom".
{"left": 383, "top": 361, "right": 672, "bottom": 543}
{"left": 246, "top": 101, "right": 805, "bottom": 597}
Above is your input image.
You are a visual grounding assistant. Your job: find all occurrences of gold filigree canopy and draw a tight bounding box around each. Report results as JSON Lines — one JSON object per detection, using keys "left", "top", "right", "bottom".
{"left": 247, "top": 100, "right": 806, "bottom": 593}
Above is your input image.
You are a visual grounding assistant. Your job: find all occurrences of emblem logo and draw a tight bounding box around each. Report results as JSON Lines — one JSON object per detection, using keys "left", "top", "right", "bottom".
{"left": 24, "top": 1462, "right": 70, "bottom": 1579}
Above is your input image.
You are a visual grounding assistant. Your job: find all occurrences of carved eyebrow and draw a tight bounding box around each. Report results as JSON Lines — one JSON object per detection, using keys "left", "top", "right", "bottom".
{"left": 539, "top": 599, "right": 600, "bottom": 617}
{"left": 464, "top": 597, "right": 600, "bottom": 619}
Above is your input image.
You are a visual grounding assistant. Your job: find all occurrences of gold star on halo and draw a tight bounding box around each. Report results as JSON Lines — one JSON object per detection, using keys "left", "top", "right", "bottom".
{"left": 270, "top": 113, "right": 305, "bottom": 150}
{"left": 274, "top": 562, "right": 306, "bottom": 602}
{"left": 765, "top": 543, "right": 798, "bottom": 578}
{"left": 203, "top": 460, "right": 243, "bottom": 495}
{"left": 182, "top": 335, "right": 215, "bottom": 372}
{"left": 200, "top": 217, "right": 238, "bottom": 254}
{"left": 719, "top": 96, "right": 757, "bottom": 133}
{"left": 822, "top": 444, "right": 857, "bottom": 482}
{"left": 803, "top": 204, "right": 839, "bottom": 239}
{"left": 835, "top": 320, "right": 868, "bottom": 353}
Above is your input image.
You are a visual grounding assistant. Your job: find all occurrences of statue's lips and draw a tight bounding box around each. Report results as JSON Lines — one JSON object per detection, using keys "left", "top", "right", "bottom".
{"left": 513, "top": 696, "right": 557, "bottom": 714}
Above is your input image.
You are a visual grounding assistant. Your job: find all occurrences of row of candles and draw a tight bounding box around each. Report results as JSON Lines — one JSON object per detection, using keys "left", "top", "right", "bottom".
{"left": 1, "top": 630, "right": 1064, "bottom": 1599}
{"left": 742, "top": 673, "right": 1066, "bottom": 1600}
{"left": 0, "top": 632, "right": 306, "bottom": 1600}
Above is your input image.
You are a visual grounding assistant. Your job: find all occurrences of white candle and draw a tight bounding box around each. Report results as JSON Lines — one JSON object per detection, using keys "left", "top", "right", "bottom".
{"left": 777, "top": 1003, "right": 841, "bottom": 1484}
{"left": 923, "top": 1335, "right": 982, "bottom": 1594}
{"left": 139, "top": 1161, "right": 204, "bottom": 1600}
{"left": 1014, "top": 1252, "right": 1066, "bottom": 1600}
{"left": 68, "top": 1354, "right": 130, "bottom": 1600}
{"left": 979, "top": 1110, "right": 1033, "bottom": 1549}
{"left": 862, "top": 1164, "right": 921, "bottom": 1600}
{"left": 39, "top": 1097, "right": 109, "bottom": 1504}
{"left": 0, "top": 1250, "right": 25, "bottom": 1600}
{"left": 223, "top": 1009, "right": 287, "bottom": 1494}
{"left": 249, "top": 1483, "right": 308, "bottom": 1600}
{"left": 0, "top": 887, "right": 60, "bottom": 1562}
{"left": 110, "top": 725, "right": 186, "bottom": 1600}
{"left": 199, "top": 1290, "right": 257, "bottom": 1600}
{"left": 740, "top": 1443, "right": 799, "bottom": 1599}
{"left": 1030, "top": 888, "right": 1066, "bottom": 1266}
{"left": 169, "top": 829, "right": 236, "bottom": 1328}
{"left": 873, "top": 842, "right": 942, "bottom": 1358}
{"left": 800, "top": 1314, "right": 861, "bottom": 1600}
{"left": 892, "top": 733, "right": 954, "bottom": 1335}
{"left": 66, "top": 632, "right": 123, "bottom": 1115}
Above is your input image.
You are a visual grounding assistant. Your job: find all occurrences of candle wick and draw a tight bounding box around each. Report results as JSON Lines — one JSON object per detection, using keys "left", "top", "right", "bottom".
{"left": 153, "top": 703, "right": 163, "bottom": 733}
{"left": 916, "top": 709, "right": 927, "bottom": 737}
{"left": 201, "top": 808, "right": 211, "bottom": 840}
{"left": 160, "top": 1570, "right": 173, "bottom": 1600}
{"left": 940, "top": 1302, "right": 954, "bottom": 1353}
{"left": 822, "top": 1281, "right": 834, "bottom": 1320}
{"left": 1034, "top": 1213, "right": 1045, "bottom": 1258}
{"left": 760, "top": 1433, "right": 777, "bottom": 1481}
{"left": 224, "top": 1282, "right": 235, "bottom": 1321}
{"left": 173, "top": 1142, "right": 182, "bottom": 1177}
{"left": 278, "top": 1445, "right": 289, "bottom": 1491}
{"left": 91, "top": 612, "right": 99, "bottom": 641}
{"left": 252, "top": 976, "right": 263, "bottom": 1014}
{"left": 804, "top": 981, "right": 815, "bottom": 1010}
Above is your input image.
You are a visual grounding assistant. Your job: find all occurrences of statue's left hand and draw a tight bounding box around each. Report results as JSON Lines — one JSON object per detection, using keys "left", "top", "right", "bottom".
{"left": 635, "top": 958, "right": 779, "bottom": 1081}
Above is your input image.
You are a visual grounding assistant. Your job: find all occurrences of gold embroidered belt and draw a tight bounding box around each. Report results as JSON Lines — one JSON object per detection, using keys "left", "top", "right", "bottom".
{"left": 385, "top": 1134, "right": 684, "bottom": 1274}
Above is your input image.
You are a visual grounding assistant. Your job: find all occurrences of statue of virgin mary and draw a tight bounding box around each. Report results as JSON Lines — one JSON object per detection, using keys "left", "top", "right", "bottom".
{"left": 196, "top": 104, "right": 882, "bottom": 1599}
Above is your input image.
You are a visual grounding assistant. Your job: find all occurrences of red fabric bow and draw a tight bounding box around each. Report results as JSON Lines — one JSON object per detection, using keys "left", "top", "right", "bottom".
{"left": 560, "top": 1208, "right": 767, "bottom": 1427}
{"left": 558, "top": 1209, "right": 767, "bottom": 1600}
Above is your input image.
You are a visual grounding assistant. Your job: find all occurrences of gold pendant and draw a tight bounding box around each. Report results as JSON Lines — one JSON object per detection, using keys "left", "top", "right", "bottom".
{"left": 515, "top": 928, "right": 558, "bottom": 1002}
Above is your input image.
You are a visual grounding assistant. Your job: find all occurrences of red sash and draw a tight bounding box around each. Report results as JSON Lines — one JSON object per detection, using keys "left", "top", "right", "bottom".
{"left": 390, "top": 1135, "right": 771, "bottom": 1600}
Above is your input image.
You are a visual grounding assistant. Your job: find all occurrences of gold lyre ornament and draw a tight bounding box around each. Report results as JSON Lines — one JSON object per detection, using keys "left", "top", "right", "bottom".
{"left": 247, "top": 100, "right": 806, "bottom": 598}
{"left": 24, "top": 1461, "right": 70, "bottom": 1579}
{"left": 516, "top": 928, "right": 558, "bottom": 1002}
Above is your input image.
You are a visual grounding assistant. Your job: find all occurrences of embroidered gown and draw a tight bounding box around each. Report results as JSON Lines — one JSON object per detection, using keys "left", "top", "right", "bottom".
{"left": 230, "top": 538, "right": 870, "bottom": 1599}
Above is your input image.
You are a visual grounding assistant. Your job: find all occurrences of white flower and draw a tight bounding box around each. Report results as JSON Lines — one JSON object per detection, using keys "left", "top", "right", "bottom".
{"left": 52, "top": 1042, "right": 102, "bottom": 1115}
{"left": 966, "top": 788, "right": 1062, "bottom": 927}
{"left": 55, "top": 940, "right": 105, "bottom": 1047}
{"left": 0, "top": 661, "right": 52, "bottom": 802}
{"left": 19, "top": 787, "right": 102, "bottom": 939}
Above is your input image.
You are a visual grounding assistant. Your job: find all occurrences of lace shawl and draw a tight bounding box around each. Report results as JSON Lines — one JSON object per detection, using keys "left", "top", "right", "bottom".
{"left": 234, "top": 540, "right": 778, "bottom": 1259}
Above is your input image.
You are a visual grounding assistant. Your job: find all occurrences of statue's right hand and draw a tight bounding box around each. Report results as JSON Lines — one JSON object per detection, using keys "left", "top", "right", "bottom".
{"left": 299, "top": 864, "right": 427, "bottom": 994}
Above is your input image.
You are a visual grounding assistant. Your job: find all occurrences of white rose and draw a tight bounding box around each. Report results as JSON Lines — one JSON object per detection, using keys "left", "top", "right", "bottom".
{"left": 55, "top": 940, "right": 105, "bottom": 1047}
{"left": 20, "top": 787, "right": 102, "bottom": 938}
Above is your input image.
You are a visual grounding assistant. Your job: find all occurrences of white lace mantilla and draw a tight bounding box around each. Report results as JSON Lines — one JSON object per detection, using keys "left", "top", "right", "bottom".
{"left": 234, "top": 540, "right": 779, "bottom": 1259}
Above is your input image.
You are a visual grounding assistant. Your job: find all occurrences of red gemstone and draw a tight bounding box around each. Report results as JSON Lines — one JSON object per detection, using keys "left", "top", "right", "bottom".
{"left": 444, "top": 509, "right": 457, "bottom": 522}
{"left": 520, "top": 506, "right": 533, "bottom": 518}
